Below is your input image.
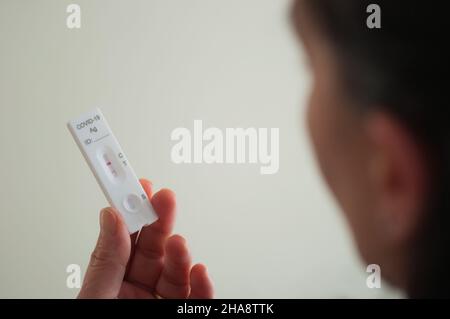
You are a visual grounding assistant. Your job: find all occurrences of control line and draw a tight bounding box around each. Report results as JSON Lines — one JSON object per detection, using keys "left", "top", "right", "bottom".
{"left": 94, "top": 134, "right": 109, "bottom": 143}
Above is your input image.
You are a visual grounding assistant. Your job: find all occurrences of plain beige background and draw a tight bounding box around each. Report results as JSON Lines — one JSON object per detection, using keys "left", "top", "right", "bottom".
{"left": 0, "top": 0, "right": 400, "bottom": 298}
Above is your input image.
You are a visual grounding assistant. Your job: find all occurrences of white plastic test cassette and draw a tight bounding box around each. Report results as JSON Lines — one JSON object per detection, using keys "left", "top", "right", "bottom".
{"left": 67, "top": 108, "right": 158, "bottom": 234}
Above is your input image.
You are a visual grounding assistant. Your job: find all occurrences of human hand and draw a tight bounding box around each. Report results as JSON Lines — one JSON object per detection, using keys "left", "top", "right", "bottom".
{"left": 78, "top": 179, "right": 214, "bottom": 299}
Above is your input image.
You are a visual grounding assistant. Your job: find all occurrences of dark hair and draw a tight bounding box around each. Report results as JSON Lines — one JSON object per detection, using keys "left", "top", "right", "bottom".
{"left": 292, "top": 0, "right": 450, "bottom": 297}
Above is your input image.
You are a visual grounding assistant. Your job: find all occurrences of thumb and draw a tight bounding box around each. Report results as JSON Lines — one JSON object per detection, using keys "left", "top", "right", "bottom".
{"left": 78, "top": 208, "right": 131, "bottom": 298}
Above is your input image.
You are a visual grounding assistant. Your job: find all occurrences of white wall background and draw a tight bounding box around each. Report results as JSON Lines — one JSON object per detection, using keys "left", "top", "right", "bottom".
{"left": 0, "top": 0, "right": 401, "bottom": 298}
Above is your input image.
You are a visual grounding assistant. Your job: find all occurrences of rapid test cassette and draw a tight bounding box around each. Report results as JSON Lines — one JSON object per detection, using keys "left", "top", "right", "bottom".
{"left": 67, "top": 108, "right": 158, "bottom": 234}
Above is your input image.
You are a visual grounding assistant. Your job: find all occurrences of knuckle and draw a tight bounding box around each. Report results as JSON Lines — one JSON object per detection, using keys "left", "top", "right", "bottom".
{"left": 89, "top": 245, "right": 124, "bottom": 269}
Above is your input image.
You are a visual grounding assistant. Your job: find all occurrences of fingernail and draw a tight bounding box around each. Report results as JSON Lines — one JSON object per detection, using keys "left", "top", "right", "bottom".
{"left": 100, "top": 209, "right": 117, "bottom": 235}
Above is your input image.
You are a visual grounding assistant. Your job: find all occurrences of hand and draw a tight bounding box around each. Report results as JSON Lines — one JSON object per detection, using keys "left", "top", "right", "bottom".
{"left": 78, "top": 179, "right": 214, "bottom": 299}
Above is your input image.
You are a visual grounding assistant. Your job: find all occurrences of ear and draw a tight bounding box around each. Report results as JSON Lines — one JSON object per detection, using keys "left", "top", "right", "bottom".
{"left": 365, "top": 112, "right": 429, "bottom": 244}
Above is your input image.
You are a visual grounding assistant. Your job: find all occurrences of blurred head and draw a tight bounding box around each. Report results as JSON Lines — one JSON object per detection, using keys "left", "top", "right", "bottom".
{"left": 292, "top": 0, "right": 450, "bottom": 297}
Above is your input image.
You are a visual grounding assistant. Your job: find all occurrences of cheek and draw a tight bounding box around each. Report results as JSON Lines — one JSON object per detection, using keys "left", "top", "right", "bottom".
{"left": 306, "top": 77, "right": 371, "bottom": 218}
{"left": 306, "top": 77, "right": 379, "bottom": 263}
{"left": 300, "top": 33, "right": 381, "bottom": 263}
{"left": 306, "top": 79, "right": 339, "bottom": 187}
